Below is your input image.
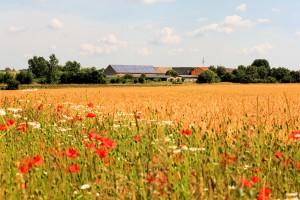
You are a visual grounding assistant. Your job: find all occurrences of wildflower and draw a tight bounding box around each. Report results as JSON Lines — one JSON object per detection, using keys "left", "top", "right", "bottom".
{"left": 84, "top": 141, "right": 96, "bottom": 150}
{"left": 134, "top": 136, "right": 142, "bottom": 143}
{"left": 18, "top": 164, "right": 29, "bottom": 174}
{"left": 0, "top": 109, "right": 6, "bottom": 116}
{"left": 69, "top": 164, "right": 80, "bottom": 173}
{"left": 289, "top": 131, "right": 300, "bottom": 140}
{"left": 66, "top": 148, "right": 80, "bottom": 159}
{"left": 87, "top": 103, "right": 94, "bottom": 108}
{"left": 147, "top": 174, "right": 156, "bottom": 183}
{"left": 96, "top": 149, "right": 108, "bottom": 158}
{"left": 0, "top": 125, "right": 7, "bottom": 131}
{"left": 101, "top": 138, "right": 116, "bottom": 149}
{"left": 38, "top": 104, "right": 43, "bottom": 110}
{"left": 258, "top": 187, "right": 271, "bottom": 200}
{"left": 180, "top": 129, "right": 192, "bottom": 136}
{"left": 17, "top": 122, "right": 27, "bottom": 132}
{"left": 86, "top": 112, "right": 96, "bottom": 118}
{"left": 221, "top": 153, "right": 235, "bottom": 164}
{"left": 251, "top": 176, "right": 260, "bottom": 183}
{"left": 239, "top": 178, "right": 255, "bottom": 188}
{"left": 57, "top": 105, "right": 63, "bottom": 112}
{"left": 88, "top": 133, "right": 103, "bottom": 141}
{"left": 136, "top": 113, "right": 141, "bottom": 119}
{"left": 275, "top": 150, "right": 283, "bottom": 158}
{"left": 81, "top": 184, "right": 91, "bottom": 190}
{"left": 32, "top": 155, "right": 44, "bottom": 166}
{"left": 6, "top": 119, "right": 15, "bottom": 127}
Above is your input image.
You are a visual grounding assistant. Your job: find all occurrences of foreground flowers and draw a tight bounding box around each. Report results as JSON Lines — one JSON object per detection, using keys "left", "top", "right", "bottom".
{"left": 289, "top": 131, "right": 300, "bottom": 140}
{"left": 18, "top": 155, "right": 44, "bottom": 174}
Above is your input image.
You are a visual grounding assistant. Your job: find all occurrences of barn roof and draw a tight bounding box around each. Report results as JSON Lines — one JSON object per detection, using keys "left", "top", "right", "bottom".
{"left": 109, "top": 64, "right": 157, "bottom": 74}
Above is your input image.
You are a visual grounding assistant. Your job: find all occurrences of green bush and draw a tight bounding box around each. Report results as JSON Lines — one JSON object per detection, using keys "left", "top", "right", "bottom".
{"left": 5, "top": 79, "right": 20, "bottom": 90}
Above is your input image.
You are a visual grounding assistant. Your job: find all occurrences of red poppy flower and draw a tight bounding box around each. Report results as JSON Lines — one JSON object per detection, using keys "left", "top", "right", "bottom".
{"left": 18, "top": 164, "right": 29, "bottom": 174}
{"left": 69, "top": 164, "right": 80, "bottom": 173}
{"left": 0, "top": 125, "right": 7, "bottom": 131}
{"left": 96, "top": 149, "right": 108, "bottom": 158}
{"left": 66, "top": 148, "right": 80, "bottom": 159}
{"left": 87, "top": 102, "right": 94, "bottom": 108}
{"left": 251, "top": 176, "right": 260, "bottom": 183}
{"left": 17, "top": 122, "right": 27, "bottom": 132}
{"left": 38, "top": 104, "right": 43, "bottom": 110}
{"left": 147, "top": 174, "right": 156, "bottom": 183}
{"left": 257, "top": 194, "right": 270, "bottom": 200}
{"left": 32, "top": 155, "right": 44, "bottom": 166}
{"left": 136, "top": 113, "right": 141, "bottom": 119}
{"left": 84, "top": 141, "right": 96, "bottom": 150}
{"left": 86, "top": 112, "right": 96, "bottom": 118}
{"left": 221, "top": 153, "right": 235, "bottom": 164}
{"left": 134, "top": 136, "right": 142, "bottom": 143}
{"left": 101, "top": 138, "right": 116, "bottom": 149}
{"left": 259, "top": 187, "right": 271, "bottom": 196}
{"left": 239, "top": 178, "right": 254, "bottom": 188}
{"left": 275, "top": 150, "right": 283, "bottom": 158}
{"left": 180, "top": 129, "right": 192, "bottom": 136}
{"left": 289, "top": 131, "right": 300, "bottom": 140}
{"left": 88, "top": 133, "right": 103, "bottom": 141}
{"left": 57, "top": 105, "right": 63, "bottom": 112}
{"left": 6, "top": 119, "right": 15, "bottom": 127}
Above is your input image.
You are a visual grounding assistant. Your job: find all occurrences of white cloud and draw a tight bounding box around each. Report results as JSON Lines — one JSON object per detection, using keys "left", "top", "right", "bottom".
{"left": 8, "top": 26, "right": 25, "bottom": 34}
{"left": 236, "top": 4, "right": 247, "bottom": 12}
{"left": 295, "top": 32, "right": 300, "bottom": 36}
{"left": 257, "top": 18, "right": 270, "bottom": 23}
{"left": 224, "top": 15, "right": 255, "bottom": 27}
{"left": 138, "top": 47, "right": 151, "bottom": 56}
{"left": 130, "top": 0, "right": 175, "bottom": 4}
{"left": 271, "top": 8, "right": 282, "bottom": 12}
{"left": 98, "top": 34, "right": 128, "bottom": 47}
{"left": 239, "top": 43, "right": 274, "bottom": 55}
{"left": 188, "top": 15, "right": 254, "bottom": 37}
{"left": 188, "top": 23, "right": 233, "bottom": 37}
{"left": 167, "top": 48, "right": 184, "bottom": 56}
{"left": 152, "top": 27, "right": 182, "bottom": 45}
{"left": 48, "top": 18, "right": 64, "bottom": 30}
{"left": 81, "top": 34, "right": 127, "bottom": 56}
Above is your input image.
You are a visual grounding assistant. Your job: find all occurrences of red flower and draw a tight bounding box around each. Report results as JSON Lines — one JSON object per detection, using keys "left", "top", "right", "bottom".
{"left": 180, "top": 129, "right": 192, "bottom": 136}
{"left": 101, "top": 138, "right": 116, "bottom": 149}
{"left": 18, "top": 164, "right": 29, "bottom": 174}
{"left": 296, "top": 162, "right": 300, "bottom": 170}
{"left": 96, "top": 149, "right": 108, "bottom": 158}
{"left": 17, "top": 122, "right": 27, "bottom": 132}
{"left": 0, "top": 125, "right": 7, "bottom": 131}
{"left": 69, "top": 164, "right": 80, "bottom": 173}
{"left": 87, "top": 102, "right": 94, "bottom": 108}
{"left": 147, "top": 174, "right": 156, "bottom": 183}
{"left": 6, "top": 119, "right": 15, "bottom": 127}
{"left": 239, "top": 178, "right": 255, "bottom": 188}
{"left": 57, "top": 105, "right": 63, "bottom": 112}
{"left": 86, "top": 112, "right": 96, "bottom": 118}
{"left": 66, "top": 148, "right": 80, "bottom": 159}
{"left": 221, "top": 153, "right": 235, "bottom": 164}
{"left": 38, "top": 104, "right": 43, "bottom": 110}
{"left": 84, "top": 141, "right": 96, "bottom": 150}
{"left": 251, "top": 176, "right": 260, "bottom": 183}
{"left": 88, "top": 133, "right": 103, "bottom": 141}
{"left": 259, "top": 187, "right": 271, "bottom": 196}
{"left": 136, "top": 113, "right": 141, "bottom": 119}
{"left": 71, "top": 116, "right": 83, "bottom": 123}
{"left": 257, "top": 194, "right": 270, "bottom": 200}
{"left": 32, "top": 155, "right": 44, "bottom": 166}
{"left": 134, "top": 136, "right": 142, "bottom": 143}
{"left": 275, "top": 151, "right": 283, "bottom": 158}
{"left": 289, "top": 131, "right": 300, "bottom": 140}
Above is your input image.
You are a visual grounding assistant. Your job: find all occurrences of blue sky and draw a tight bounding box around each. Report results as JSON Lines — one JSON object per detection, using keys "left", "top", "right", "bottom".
{"left": 1, "top": 0, "right": 300, "bottom": 70}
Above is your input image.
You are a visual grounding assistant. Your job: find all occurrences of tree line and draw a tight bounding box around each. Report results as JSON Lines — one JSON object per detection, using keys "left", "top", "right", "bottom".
{"left": 197, "top": 59, "right": 300, "bottom": 84}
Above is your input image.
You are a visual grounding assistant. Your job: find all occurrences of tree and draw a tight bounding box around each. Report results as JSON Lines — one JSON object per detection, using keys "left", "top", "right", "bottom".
{"left": 46, "top": 54, "right": 60, "bottom": 84}
{"left": 16, "top": 70, "right": 33, "bottom": 84}
{"left": 3, "top": 71, "right": 14, "bottom": 83}
{"left": 251, "top": 59, "right": 271, "bottom": 75}
{"left": 0, "top": 73, "right": 4, "bottom": 83}
{"left": 64, "top": 61, "right": 81, "bottom": 74}
{"left": 246, "top": 65, "right": 259, "bottom": 81}
{"left": 216, "top": 66, "right": 227, "bottom": 81}
{"left": 197, "top": 70, "right": 220, "bottom": 83}
{"left": 270, "top": 67, "right": 290, "bottom": 82}
{"left": 5, "top": 79, "right": 20, "bottom": 90}
{"left": 165, "top": 70, "right": 178, "bottom": 77}
{"left": 28, "top": 56, "right": 48, "bottom": 78}
{"left": 257, "top": 66, "right": 268, "bottom": 79}
{"left": 208, "top": 65, "right": 217, "bottom": 73}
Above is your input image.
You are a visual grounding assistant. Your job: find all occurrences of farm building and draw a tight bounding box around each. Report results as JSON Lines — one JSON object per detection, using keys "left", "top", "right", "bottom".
{"left": 191, "top": 67, "right": 209, "bottom": 76}
{"left": 172, "top": 67, "right": 195, "bottom": 75}
{"left": 104, "top": 64, "right": 159, "bottom": 77}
